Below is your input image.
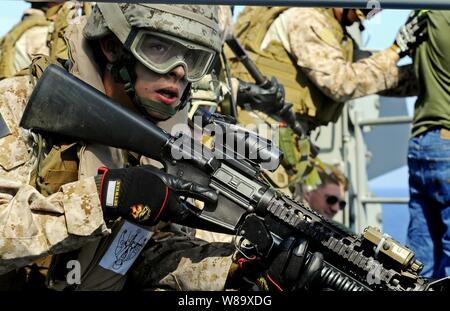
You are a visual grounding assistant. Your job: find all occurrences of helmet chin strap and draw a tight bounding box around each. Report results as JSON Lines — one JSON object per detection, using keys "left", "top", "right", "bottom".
{"left": 106, "top": 52, "right": 191, "bottom": 122}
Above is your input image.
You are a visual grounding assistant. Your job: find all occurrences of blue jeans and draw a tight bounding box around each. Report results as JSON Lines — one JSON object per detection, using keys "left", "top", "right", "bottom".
{"left": 407, "top": 128, "right": 450, "bottom": 278}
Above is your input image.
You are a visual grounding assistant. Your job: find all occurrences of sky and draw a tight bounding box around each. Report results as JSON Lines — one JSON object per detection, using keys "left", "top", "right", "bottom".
{"left": 0, "top": 0, "right": 28, "bottom": 37}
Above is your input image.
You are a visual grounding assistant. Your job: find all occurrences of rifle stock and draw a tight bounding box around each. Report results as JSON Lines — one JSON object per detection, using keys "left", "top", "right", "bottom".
{"left": 20, "top": 65, "right": 171, "bottom": 161}
{"left": 20, "top": 65, "right": 450, "bottom": 292}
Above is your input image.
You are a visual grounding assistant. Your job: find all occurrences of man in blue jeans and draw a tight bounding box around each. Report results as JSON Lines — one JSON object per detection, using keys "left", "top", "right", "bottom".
{"left": 407, "top": 10, "right": 450, "bottom": 278}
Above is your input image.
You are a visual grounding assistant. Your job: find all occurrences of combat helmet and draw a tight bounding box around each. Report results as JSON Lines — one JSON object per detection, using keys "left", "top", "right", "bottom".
{"left": 83, "top": 3, "right": 221, "bottom": 120}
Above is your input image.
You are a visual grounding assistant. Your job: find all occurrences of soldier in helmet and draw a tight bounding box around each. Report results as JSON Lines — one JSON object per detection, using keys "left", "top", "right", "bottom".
{"left": 0, "top": 1, "right": 91, "bottom": 80}
{"left": 0, "top": 3, "right": 322, "bottom": 292}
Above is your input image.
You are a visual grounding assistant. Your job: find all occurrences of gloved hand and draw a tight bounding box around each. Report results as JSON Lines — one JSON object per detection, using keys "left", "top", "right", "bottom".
{"left": 233, "top": 236, "right": 323, "bottom": 291}
{"left": 96, "top": 165, "right": 217, "bottom": 226}
{"left": 236, "top": 77, "right": 285, "bottom": 114}
{"left": 392, "top": 10, "right": 429, "bottom": 58}
{"left": 262, "top": 236, "right": 324, "bottom": 291}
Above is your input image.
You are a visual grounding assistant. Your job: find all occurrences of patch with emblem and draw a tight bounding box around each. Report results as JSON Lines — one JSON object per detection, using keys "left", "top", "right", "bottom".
{"left": 0, "top": 113, "right": 11, "bottom": 139}
{"left": 99, "top": 220, "right": 153, "bottom": 275}
{"left": 130, "top": 204, "right": 152, "bottom": 223}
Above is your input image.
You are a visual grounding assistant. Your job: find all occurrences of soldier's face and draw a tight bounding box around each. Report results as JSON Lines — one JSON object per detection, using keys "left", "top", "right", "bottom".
{"left": 99, "top": 35, "right": 188, "bottom": 120}
{"left": 133, "top": 61, "right": 188, "bottom": 120}
{"left": 304, "top": 182, "right": 346, "bottom": 219}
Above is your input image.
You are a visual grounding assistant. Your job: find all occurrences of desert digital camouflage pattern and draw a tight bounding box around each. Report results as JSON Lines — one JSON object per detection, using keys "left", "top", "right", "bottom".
{"left": 129, "top": 232, "right": 234, "bottom": 290}
{"left": 0, "top": 75, "right": 109, "bottom": 275}
{"left": 0, "top": 1, "right": 89, "bottom": 80}
{"left": 263, "top": 7, "right": 418, "bottom": 102}
{"left": 83, "top": 3, "right": 222, "bottom": 52}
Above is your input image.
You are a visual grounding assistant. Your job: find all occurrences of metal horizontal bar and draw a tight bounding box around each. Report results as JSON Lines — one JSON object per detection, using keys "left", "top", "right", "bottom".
{"left": 358, "top": 116, "right": 413, "bottom": 126}
{"left": 94, "top": 1, "right": 450, "bottom": 10}
{"left": 361, "top": 197, "right": 409, "bottom": 204}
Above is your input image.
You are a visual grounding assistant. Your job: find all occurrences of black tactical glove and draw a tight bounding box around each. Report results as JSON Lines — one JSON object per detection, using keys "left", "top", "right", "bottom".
{"left": 96, "top": 165, "right": 217, "bottom": 226}
{"left": 262, "top": 236, "right": 323, "bottom": 291}
{"left": 392, "top": 10, "right": 429, "bottom": 58}
{"left": 236, "top": 77, "right": 285, "bottom": 114}
{"left": 232, "top": 236, "right": 323, "bottom": 291}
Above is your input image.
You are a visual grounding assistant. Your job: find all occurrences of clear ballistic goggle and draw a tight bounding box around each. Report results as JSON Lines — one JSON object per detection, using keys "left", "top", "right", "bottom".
{"left": 129, "top": 30, "right": 216, "bottom": 82}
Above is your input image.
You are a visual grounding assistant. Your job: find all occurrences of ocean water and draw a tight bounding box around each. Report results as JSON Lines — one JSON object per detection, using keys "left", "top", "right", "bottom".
{"left": 369, "top": 166, "right": 410, "bottom": 244}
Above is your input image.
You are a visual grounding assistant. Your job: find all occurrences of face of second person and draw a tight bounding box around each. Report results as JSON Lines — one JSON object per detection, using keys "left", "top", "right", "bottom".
{"left": 305, "top": 182, "right": 345, "bottom": 219}
{"left": 134, "top": 61, "right": 189, "bottom": 120}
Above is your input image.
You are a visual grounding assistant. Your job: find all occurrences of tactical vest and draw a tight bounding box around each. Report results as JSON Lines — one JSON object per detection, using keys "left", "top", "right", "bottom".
{"left": 19, "top": 4, "right": 93, "bottom": 193}
{"left": 1, "top": 4, "right": 92, "bottom": 203}
{"left": 0, "top": 2, "right": 91, "bottom": 80}
{"left": 0, "top": 14, "right": 50, "bottom": 79}
{"left": 228, "top": 7, "right": 354, "bottom": 127}
{"left": 48, "top": 2, "right": 92, "bottom": 64}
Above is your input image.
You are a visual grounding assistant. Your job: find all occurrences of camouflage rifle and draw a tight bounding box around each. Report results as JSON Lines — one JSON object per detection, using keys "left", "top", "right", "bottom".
{"left": 20, "top": 65, "right": 449, "bottom": 291}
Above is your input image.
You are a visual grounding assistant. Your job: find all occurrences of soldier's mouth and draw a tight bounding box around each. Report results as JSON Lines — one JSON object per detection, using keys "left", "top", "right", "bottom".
{"left": 155, "top": 87, "right": 179, "bottom": 104}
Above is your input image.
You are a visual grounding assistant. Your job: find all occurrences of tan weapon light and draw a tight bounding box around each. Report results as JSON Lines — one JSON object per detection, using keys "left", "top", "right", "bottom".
{"left": 363, "top": 227, "right": 424, "bottom": 274}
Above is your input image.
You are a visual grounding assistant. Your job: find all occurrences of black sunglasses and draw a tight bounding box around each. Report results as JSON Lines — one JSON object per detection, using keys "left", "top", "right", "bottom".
{"left": 325, "top": 194, "right": 346, "bottom": 209}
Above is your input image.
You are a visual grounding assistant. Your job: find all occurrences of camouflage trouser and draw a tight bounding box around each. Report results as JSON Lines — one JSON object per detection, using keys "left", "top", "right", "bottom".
{"left": 126, "top": 228, "right": 235, "bottom": 291}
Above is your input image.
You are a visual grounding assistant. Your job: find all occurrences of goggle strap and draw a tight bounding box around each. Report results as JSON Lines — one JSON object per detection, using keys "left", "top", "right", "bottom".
{"left": 97, "top": 3, "right": 131, "bottom": 44}
{"left": 120, "top": 71, "right": 134, "bottom": 96}
{"left": 124, "top": 28, "right": 139, "bottom": 50}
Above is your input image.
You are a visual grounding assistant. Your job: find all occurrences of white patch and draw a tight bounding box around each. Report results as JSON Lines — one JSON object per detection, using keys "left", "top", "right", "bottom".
{"left": 105, "top": 180, "right": 116, "bottom": 207}
{"left": 99, "top": 221, "right": 153, "bottom": 275}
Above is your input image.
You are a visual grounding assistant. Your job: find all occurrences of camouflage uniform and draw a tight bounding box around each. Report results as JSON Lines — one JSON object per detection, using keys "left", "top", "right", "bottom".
{"left": 0, "top": 74, "right": 109, "bottom": 276}
{"left": 269, "top": 8, "right": 416, "bottom": 106}
{"left": 0, "top": 6, "right": 234, "bottom": 291}
{"left": 228, "top": 7, "right": 417, "bottom": 196}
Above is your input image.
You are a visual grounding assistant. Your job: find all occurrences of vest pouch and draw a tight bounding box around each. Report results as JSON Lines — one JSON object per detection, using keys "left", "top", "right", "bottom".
{"left": 253, "top": 43, "right": 317, "bottom": 118}
{"left": 278, "top": 127, "right": 300, "bottom": 169}
{"left": 299, "top": 156, "right": 329, "bottom": 191}
{"left": 30, "top": 142, "right": 79, "bottom": 196}
{"left": 291, "top": 138, "right": 313, "bottom": 183}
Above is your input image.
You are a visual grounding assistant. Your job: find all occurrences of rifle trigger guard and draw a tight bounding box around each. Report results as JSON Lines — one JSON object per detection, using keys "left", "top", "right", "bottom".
{"left": 237, "top": 214, "right": 274, "bottom": 258}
